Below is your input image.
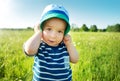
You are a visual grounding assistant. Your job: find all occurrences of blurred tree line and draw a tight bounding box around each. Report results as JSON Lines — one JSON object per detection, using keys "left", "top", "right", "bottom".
{"left": 1, "top": 23, "right": 120, "bottom": 32}
{"left": 5, "top": 23, "right": 118, "bottom": 32}
{"left": 71, "top": 23, "right": 120, "bottom": 32}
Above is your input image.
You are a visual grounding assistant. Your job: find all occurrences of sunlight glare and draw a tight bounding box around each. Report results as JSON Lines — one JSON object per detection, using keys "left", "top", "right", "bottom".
{"left": 0, "top": 0, "right": 12, "bottom": 27}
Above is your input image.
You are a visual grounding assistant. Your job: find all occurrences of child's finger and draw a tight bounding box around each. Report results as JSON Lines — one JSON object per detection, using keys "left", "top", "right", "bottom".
{"left": 34, "top": 24, "right": 40, "bottom": 33}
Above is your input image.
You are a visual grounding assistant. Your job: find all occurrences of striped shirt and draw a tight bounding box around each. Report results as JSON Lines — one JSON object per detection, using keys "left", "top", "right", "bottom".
{"left": 32, "top": 41, "right": 72, "bottom": 81}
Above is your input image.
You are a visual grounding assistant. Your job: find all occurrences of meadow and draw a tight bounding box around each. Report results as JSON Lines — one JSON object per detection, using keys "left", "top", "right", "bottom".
{"left": 0, "top": 29, "right": 120, "bottom": 81}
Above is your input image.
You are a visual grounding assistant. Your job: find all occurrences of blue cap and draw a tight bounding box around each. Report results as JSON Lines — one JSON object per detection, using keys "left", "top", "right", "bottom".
{"left": 40, "top": 4, "right": 70, "bottom": 35}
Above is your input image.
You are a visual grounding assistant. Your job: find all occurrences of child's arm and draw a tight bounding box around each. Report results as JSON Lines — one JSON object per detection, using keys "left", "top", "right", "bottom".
{"left": 63, "top": 34, "right": 79, "bottom": 63}
{"left": 24, "top": 24, "right": 42, "bottom": 55}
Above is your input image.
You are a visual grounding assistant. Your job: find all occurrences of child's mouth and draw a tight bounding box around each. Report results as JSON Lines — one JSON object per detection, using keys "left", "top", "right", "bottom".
{"left": 48, "top": 40, "right": 55, "bottom": 43}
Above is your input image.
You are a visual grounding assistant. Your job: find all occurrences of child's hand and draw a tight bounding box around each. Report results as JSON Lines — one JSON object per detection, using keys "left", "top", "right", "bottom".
{"left": 34, "top": 23, "right": 41, "bottom": 33}
{"left": 34, "top": 23, "right": 43, "bottom": 39}
{"left": 63, "top": 34, "right": 72, "bottom": 46}
{"left": 64, "top": 34, "right": 79, "bottom": 63}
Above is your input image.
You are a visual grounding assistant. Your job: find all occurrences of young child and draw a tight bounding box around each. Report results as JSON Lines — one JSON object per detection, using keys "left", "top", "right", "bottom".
{"left": 24, "top": 4, "right": 79, "bottom": 81}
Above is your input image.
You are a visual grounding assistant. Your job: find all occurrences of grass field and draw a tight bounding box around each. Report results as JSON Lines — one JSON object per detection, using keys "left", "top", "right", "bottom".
{"left": 0, "top": 30, "right": 120, "bottom": 81}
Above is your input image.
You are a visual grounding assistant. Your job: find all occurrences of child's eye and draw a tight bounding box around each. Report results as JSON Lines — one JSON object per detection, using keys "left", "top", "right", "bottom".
{"left": 58, "top": 31, "right": 63, "bottom": 33}
{"left": 47, "top": 28, "right": 51, "bottom": 31}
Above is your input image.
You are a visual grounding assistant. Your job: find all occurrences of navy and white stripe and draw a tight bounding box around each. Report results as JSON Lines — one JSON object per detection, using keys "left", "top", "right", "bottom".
{"left": 32, "top": 41, "right": 72, "bottom": 81}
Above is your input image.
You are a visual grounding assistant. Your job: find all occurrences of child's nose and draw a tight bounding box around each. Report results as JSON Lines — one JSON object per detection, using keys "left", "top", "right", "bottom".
{"left": 50, "top": 31, "right": 57, "bottom": 38}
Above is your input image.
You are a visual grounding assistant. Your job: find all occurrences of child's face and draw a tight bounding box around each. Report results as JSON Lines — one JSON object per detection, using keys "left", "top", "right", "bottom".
{"left": 42, "top": 18, "right": 66, "bottom": 46}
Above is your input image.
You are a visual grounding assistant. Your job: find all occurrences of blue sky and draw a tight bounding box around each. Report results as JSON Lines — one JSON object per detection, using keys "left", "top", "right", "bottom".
{"left": 0, "top": 0, "right": 120, "bottom": 29}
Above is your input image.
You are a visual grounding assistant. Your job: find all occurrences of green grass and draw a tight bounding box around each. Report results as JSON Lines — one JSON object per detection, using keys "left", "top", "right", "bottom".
{"left": 0, "top": 30, "right": 120, "bottom": 81}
